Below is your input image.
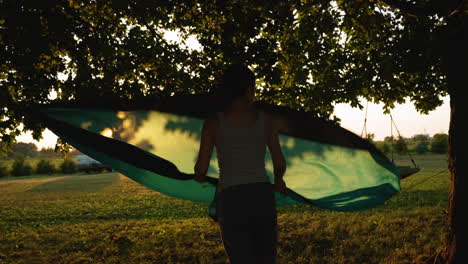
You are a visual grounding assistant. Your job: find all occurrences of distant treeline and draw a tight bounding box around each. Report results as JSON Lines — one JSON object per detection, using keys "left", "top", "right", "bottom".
{"left": 0, "top": 142, "right": 82, "bottom": 160}
{"left": 0, "top": 157, "right": 77, "bottom": 178}
{"left": 1, "top": 133, "right": 449, "bottom": 160}
{"left": 0, "top": 142, "right": 80, "bottom": 178}
{"left": 0, "top": 133, "right": 447, "bottom": 178}
{"left": 366, "top": 133, "right": 448, "bottom": 155}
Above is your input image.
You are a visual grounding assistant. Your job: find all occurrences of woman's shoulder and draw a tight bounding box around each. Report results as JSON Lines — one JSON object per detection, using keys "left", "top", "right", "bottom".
{"left": 204, "top": 114, "right": 220, "bottom": 131}
{"left": 262, "top": 111, "right": 277, "bottom": 135}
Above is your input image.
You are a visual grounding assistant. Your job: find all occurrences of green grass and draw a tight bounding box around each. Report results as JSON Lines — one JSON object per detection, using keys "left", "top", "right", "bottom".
{"left": 0, "top": 154, "right": 449, "bottom": 264}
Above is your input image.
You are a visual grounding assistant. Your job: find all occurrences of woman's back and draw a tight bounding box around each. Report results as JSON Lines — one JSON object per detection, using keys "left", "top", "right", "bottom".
{"left": 222, "top": 110, "right": 258, "bottom": 127}
{"left": 215, "top": 110, "right": 270, "bottom": 192}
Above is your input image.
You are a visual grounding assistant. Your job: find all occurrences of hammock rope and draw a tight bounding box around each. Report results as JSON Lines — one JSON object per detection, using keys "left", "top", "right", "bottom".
{"left": 360, "top": 101, "right": 419, "bottom": 177}
{"left": 389, "top": 112, "right": 418, "bottom": 169}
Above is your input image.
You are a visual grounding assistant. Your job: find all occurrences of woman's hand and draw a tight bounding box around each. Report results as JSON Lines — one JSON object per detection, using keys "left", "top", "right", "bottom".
{"left": 274, "top": 177, "right": 287, "bottom": 196}
{"left": 194, "top": 174, "right": 208, "bottom": 183}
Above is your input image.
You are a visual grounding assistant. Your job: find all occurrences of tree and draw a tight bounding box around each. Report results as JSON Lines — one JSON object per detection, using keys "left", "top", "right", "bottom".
{"left": 365, "top": 133, "right": 375, "bottom": 144}
{"left": 412, "top": 134, "right": 430, "bottom": 154}
{"left": 384, "top": 136, "right": 395, "bottom": 144}
{"left": 393, "top": 136, "right": 407, "bottom": 155}
{"left": 10, "top": 156, "right": 32, "bottom": 177}
{"left": 35, "top": 159, "right": 56, "bottom": 174}
{"left": 0, "top": 165, "right": 8, "bottom": 178}
{"left": 375, "top": 141, "right": 391, "bottom": 155}
{"left": 37, "top": 147, "right": 61, "bottom": 158}
{"left": 413, "top": 134, "right": 430, "bottom": 145}
{"left": 60, "top": 159, "right": 77, "bottom": 174}
{"left": 414, "top": 142, "right": 429, "bottom": 154}
{"left": 431, "top": 133, "right": 449, "bottom": 154}
{"left": 8, "top": 142, "right": 38, "bottom": 158}
{"left": 1, "top": 0, "right": 466, "bottom": 262}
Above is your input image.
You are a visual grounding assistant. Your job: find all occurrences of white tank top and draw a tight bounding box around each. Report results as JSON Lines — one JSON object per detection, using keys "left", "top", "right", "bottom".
{"left": 215, "top": 110, "right": 270, "bottom": 192}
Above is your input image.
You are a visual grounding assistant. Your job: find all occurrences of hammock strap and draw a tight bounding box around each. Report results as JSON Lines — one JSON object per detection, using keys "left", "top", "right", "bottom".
{"left": 390, "top": 114, "right": 394, "bottom": 163}
{"left": 389, "top": 113, "right": 418, "bottom": 168}
{"left": 360, "top": 101, "right": 369, "bottom": 138}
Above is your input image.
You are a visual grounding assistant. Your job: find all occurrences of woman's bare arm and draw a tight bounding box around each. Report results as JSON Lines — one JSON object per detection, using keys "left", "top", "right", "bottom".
{"left": 194, "top": 116, "right": 217, "bottom": 182}
{"left": 267, "top": 114, "right": 287, "bottom": 194}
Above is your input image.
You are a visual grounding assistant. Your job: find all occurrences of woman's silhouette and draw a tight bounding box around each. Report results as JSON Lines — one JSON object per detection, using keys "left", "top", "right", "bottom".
{"left": 194, "top": 63, "right": 287, "bottom": 264}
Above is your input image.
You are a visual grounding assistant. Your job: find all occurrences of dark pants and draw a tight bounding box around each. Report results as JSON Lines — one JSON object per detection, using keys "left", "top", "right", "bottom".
{"left": 217, "top": 182, "right": 277, "bottom": 264}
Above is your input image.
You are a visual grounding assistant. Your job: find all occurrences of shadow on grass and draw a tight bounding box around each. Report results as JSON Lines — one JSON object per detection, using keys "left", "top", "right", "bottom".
{"left": 279, "top": 188, "right": 449, "bottom": 215}
{"left": 383, "top": 189, "right": 449, "bottom": 209}
{"left": 27, "top": 173, "right": 120, "bottom": 192}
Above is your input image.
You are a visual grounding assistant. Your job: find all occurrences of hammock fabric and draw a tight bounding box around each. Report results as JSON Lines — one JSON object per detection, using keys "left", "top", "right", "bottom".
{"left": 35, "top": 94, "right": 400, "bottom": 219}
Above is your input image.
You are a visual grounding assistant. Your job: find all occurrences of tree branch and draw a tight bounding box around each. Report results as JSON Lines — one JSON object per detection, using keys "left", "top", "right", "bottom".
{"left": 376, "top": 0, "right": 425, "bottom": 18}
{"left": 448, "top": 0, "right": 468, "bottom": 17}
{"left": 128, "top": 2, "right": 166, "bottom": 43}
{"left": 375, "top": 0, "right": 466, "bottom": 18}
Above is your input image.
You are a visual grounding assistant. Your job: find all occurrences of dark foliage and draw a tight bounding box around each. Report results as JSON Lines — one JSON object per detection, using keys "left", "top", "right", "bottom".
{"left": 35, "top": 159, "right": 56, "bottom": 174}
{"left": 11, "top": 157, "right": 33, "bottom": 177}
{"left": 60, "top": 159, "right": 77, "bottom": 174}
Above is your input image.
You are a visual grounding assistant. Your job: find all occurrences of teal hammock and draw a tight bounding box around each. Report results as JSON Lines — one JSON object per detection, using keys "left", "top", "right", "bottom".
{"left": 35, "top": 95, "right": 401, "bottom": 219}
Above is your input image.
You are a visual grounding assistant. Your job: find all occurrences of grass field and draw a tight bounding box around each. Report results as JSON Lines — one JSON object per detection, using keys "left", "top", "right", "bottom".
{"left": 0, "top": 154, "right": 449, "bottom": 264}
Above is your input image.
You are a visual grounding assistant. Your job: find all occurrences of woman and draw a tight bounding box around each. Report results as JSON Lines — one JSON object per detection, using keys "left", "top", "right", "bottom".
{"left": 194, "top": 64, "right": 287, "bottom": 264}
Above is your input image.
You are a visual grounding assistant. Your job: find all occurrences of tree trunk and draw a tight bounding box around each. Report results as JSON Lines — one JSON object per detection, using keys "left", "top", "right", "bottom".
{"left": 445, "top": 13, "right": 468, "bottom": 264}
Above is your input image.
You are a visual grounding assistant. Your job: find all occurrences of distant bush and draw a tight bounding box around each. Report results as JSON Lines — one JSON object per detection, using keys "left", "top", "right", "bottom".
{"left": 0, "top": 165, "right": 9, "bottom": 178}
{"left": 393, "top": 136, "right": 407, "bottom": 155}
{"left": 375, "top": 142, "right": 390, "bottom": 155}
{"left": 35, "top": 159, "right": 56, "bottom": 175}
{"left": 431, "top": 133, "right": 448, "bottom": 154}
{"left": 11, "top": 157, "right": 33, "bottom": 177}
{"left": 414, "top": 143, "right": 429, "bottom": 154}
{"left": 60, "top": 159, "right": 77, "bottom": 174}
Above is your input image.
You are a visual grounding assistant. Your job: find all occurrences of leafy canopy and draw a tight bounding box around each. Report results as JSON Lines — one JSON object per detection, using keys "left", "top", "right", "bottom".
{"left": 0, "top": 0, "right": 449, "bottom": 154}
